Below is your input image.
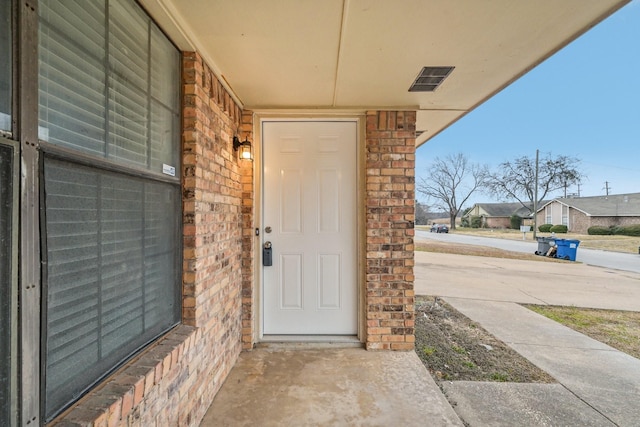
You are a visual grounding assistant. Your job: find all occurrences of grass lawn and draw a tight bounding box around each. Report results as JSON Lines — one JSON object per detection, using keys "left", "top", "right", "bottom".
{"left": 525, "top": 305, "right": 640, "bottom": 360}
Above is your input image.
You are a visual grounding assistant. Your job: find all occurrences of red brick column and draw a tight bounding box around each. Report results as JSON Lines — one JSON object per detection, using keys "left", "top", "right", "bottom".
{"left": 181, "top": 51, "right": 244, "bottom": 418}
{"left": 239, "top": 110, "right": 255, "bottom": 349}
{"left": 182, "top": 51, "right": 244, "bottom": 331}
{"left": 365, "top": 111, "right": 416, "bottom": 350}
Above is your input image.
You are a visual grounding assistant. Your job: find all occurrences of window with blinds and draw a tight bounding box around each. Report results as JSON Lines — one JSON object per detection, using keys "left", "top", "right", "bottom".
{"left": 545, "top": 206, "right": 552, "bottom": 225}
{"left": 0, "top": 0, "right": 11, "bottom": 132}
{"left": 38, "top": 0, "right": 182, "bottom": 419}
{"left": 43, "top": 158, "right": 180, "bottom": 418}
{"left": 38, "top": 0, "right": 180, "bottom": 175}
{"left": 562, "top": 205, "right": 569, "bottom": 226}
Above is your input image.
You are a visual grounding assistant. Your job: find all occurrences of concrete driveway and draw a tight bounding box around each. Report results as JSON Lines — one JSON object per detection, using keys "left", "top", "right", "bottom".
{"left": 415, "top": 250, "right": 640, "bottom": 426}
{"left": 415, "top": 251, "right": 640, "bottom": 311}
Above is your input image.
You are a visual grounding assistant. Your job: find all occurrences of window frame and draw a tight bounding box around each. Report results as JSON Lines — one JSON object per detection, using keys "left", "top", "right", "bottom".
{"left": 39, "top": 145, "right": 183, "bottom": 419}
{"left": 12, "top": 0, "right": 185, "bottom": 422}
{"left": 16, "top": 0, "right": 184, "bottom": 422}
{"left": 0, "top": 136, "right": 19, "bottom": 427}
{"left": 0, "top": 0, "right": 13, "bottom": 135}
{"left": 36, "top": 0, "right": 183, "bottom": 418}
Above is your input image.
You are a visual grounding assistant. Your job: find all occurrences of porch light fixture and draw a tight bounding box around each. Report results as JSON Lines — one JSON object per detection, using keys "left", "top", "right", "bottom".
{"left": 408, "top": 66, "right": 455, "bottom": 92}
{"left": 233, "top": 135, "right": 253, "bottom": 160}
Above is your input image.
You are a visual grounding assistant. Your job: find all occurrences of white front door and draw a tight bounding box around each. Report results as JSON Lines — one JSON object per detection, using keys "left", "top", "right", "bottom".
{"left": 262, "top": 121, "right": 357, "bottom": 335}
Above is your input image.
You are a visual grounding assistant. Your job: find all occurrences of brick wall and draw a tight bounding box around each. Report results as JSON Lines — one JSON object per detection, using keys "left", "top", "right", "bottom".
{"left": 239, "top": 110, "right": 256, "bottom": 349}
{"left": 485, "top": 217, "right": 511, "bottom": 229}
{"left": 51, "top": 51, "right": 251, "bottom": 427}
{"left": 575, "top": 214, "right": 640, "bottom": 234}
{"left": 365, "top": 111, "right": 416, "bottom": 350}
{"left": 180, "top": 50, "right": 246, "bottom": 420}
{"left": 569, "top": 210, "right": 590, "bottom": 233}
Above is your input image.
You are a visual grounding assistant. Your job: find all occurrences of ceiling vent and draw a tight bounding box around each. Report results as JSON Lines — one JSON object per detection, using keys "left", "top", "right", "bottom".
{"left": 409, "top": 66, "right": 455, "bottom": 92}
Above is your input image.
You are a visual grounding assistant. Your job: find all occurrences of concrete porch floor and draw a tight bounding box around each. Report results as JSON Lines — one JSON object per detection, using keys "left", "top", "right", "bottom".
{"left": 200, "top": 347, "right": 463, "bottom": 426}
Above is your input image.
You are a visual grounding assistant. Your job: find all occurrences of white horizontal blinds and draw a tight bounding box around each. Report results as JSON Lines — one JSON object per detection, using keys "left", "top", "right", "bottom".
{"left": 100, "top": 175, "right": 145, "bottom": 357}
{"left": 44, "top": 161, "right": 101, "bottom": 417}
{"left": 144, "top": 182, "right": 180, "bottom": 327}
{"left": 150, "top": 101, "right": 179, "bottom": 171}
{"left": 108, "top": 79, "right": 148, "bottom": 167}
{"left": 150, "top": 27, "right": 180, "bottom": 171}
{"left": 108, "top": 0, "right": 149, "bottom": 167}
{"left": 38, "top": 1, "right": 107, "bottom": 153}
{"left": 0, "top": 144, "right": 13, "bottom": 426}
{"left": 150, "top": 27, "right": 179, "bottom": 108}
{"left": 0, "top": 0, "right": 11, "bottom": 130}
{"left": 43, "top": 158, "right": 180, "bottom": 418}
{"left": 39, "top": 0, "right": 179, "bottom": 175}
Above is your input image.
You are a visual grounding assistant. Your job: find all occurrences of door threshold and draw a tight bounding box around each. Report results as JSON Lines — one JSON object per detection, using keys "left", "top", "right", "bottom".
{"left": 258, "top": 335, "right": 363, "bottom": 349}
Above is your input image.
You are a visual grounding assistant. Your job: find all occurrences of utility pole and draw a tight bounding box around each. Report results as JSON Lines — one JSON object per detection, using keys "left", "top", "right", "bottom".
{"left": 533, "top": 149, "right": 539, "bottom": 240}
{"left": 577, "top": 183, "right": 581, "bottom": 197}
{"left": 603, "top": 181, "right": 611, "bottom": 196}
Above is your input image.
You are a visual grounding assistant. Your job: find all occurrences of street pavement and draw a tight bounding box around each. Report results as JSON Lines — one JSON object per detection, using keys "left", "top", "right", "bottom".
{"left": 414, "top": 249, "right": 640, "bottom": 426}
{"left": 416, "top": 229, "right": 640, "bottom": 274}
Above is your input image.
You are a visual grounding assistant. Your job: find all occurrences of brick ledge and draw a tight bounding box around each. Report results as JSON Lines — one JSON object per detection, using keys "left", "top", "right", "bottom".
{"left": 49, "top": 325, "right": 198, "bottom": 427}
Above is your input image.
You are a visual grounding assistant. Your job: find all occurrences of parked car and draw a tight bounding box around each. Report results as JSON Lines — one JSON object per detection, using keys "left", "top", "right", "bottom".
{"left": 430, "top": 224, "right": 449, "bottom": 233}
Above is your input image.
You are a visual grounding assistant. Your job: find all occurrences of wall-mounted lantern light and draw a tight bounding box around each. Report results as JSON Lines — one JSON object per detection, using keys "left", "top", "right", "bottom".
{"left": 233, "top": 135, "right": 253, "bottom": 161}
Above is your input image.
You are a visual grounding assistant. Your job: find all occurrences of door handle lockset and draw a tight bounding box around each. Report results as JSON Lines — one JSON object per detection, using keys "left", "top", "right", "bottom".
{"left": 263, "top": 241, "right": 273, "bottom": 266}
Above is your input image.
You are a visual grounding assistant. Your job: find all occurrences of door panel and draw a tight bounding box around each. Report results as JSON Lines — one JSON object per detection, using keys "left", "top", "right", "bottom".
{"left": 263, "top": 121, "right": 357, "bottom": 335}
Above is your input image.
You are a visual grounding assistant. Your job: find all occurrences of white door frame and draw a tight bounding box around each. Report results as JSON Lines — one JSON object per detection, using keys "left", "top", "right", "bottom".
{"left": 253, "top": 114, "right": 365, "bottom": 343}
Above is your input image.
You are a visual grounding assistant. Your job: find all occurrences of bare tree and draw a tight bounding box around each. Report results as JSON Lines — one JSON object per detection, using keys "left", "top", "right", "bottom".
{"left": 417, "top": 153, "right": 489, "bottom": 230}
{"left": 486, "top": 153, "right": 582, "bottom": 214}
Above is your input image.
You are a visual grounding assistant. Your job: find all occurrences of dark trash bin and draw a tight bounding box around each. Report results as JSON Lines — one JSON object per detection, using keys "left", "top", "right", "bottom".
{"left": 535, "top": 237, "right": 555, "bottom": 255}
{"left": 554, "top": 239, "right": 580, "bottom": 261}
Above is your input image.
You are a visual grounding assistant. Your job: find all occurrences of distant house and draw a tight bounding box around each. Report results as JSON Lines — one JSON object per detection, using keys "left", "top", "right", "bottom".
{"left": 464, "top": 202, "right": 537, "bottom": 228}
{"left": 536, "top": 193, "right": 640, "bottom": 233}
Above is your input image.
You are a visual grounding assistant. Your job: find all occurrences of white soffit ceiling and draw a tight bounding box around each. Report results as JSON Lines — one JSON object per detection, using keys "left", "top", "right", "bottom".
{"left": 140, "top": 0, "right": 629, "bottom": 146}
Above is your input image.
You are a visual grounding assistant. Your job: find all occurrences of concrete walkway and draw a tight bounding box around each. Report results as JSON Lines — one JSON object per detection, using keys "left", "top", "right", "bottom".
{"left": 416, "top": 251, "right": 640, "bottom": 426}
{"left": 201, "top": 251, "right": 640, "bottom": 426}
{"left": 201, "top": 347, "right": 463, "bottom": 426}
{"left": 442, "top": 298, "right": 640, "bottom": 426}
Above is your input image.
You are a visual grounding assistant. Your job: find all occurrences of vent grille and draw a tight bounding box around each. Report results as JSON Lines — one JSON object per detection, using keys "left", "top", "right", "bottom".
{"left": 408, "top": 66, "right": 454, "bottom": 92}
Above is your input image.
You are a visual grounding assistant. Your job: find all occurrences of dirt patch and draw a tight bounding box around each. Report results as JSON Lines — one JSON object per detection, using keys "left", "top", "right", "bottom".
{"left": 415, "top": 296, "right": 555, "bottom": 383}
{"left": 525, "top": 305, "right": 640, "bottom": 360}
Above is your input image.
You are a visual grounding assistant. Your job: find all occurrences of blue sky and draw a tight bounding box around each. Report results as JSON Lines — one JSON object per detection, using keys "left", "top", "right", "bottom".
{"left": 416, "top": 1, "right": 640, "bottom": 208}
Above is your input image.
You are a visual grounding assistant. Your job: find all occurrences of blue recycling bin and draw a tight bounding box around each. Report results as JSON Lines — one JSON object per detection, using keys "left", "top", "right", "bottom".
{"left": 554, "top": 239, "right": 580, "bottom": 261}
